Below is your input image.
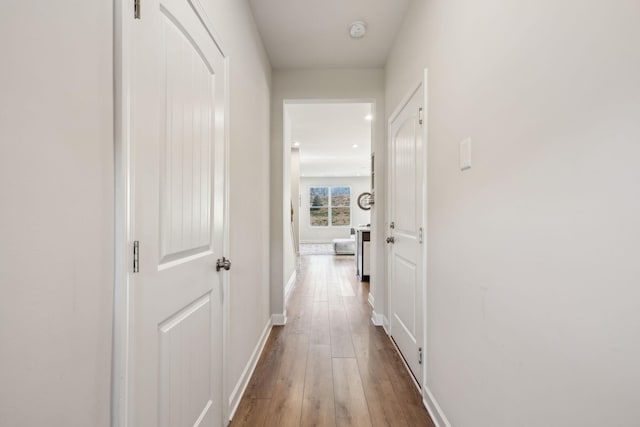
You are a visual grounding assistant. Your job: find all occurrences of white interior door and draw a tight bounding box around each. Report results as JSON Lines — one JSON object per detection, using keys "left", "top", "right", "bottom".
{"left": 388, "top": 84, "right": 425, "bottom": 386}
{"left": 127, "top": 0, "right": 227, "bottom": 425}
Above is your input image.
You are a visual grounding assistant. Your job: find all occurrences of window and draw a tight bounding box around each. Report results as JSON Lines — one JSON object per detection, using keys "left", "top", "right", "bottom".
{"left": 310, "top": 187, "right": 329, "bottom": 226}
{"left": 310, "top": 186, "right": 351, "bottom": 227}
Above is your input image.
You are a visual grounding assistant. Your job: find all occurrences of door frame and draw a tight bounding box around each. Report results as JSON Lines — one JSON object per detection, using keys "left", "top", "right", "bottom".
{"left": 112, "top": 0, "right": 231, "bottom": 425}
{"left": 385, "top": 69, "right": 429, "bottom": 391}
{"left": 279, "top": 98, "right": 377, "bottom": 315}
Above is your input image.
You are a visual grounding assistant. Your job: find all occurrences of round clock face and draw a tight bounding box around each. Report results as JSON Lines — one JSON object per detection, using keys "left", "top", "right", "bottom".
{"left": 357, "top": 192, "right": 373, "bottom": 210}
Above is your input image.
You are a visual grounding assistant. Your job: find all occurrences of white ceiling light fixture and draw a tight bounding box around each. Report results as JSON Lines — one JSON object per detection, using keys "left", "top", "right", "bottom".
{"left": 349, "top": 21, "right": 367, "bottom": 39}
{"left": 364, "top": 114, "right": 373, "bottom": 121}
{"left": 352, "top": 144, "right": 359, "bottom": 148}
{"left": 292, "top": 141, "right": 300, "bottom": 147}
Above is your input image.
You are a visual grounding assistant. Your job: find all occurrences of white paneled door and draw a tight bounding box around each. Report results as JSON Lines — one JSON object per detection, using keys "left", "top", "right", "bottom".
{"left": 126, "top": 0, "right": 227, "bottom": 426}
{"left": 388, "top": 83, "right": 425, "bottom": 386}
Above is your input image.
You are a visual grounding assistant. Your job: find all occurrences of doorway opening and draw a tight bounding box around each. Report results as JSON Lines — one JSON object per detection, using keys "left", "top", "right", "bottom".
{"left": 283, "top": 100, "right": 374, "bottom": 281}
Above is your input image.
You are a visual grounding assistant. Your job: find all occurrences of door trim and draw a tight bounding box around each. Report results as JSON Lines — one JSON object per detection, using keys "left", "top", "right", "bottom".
{"left": 112, "top": 1, "right": 132, "bottom": 424}
{"left": 385, "top": 69, "right": 429, "bottom": 391}
{"left": 279, "top": 98, "right": 377, "bottom": 324}
{"left": 111, "top": 1, "right": 230, "bottom": 425}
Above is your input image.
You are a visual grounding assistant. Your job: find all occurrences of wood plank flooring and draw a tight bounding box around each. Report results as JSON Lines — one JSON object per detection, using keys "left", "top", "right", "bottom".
{"left": 230, "top": 255, "right": 435, "bottom": 427}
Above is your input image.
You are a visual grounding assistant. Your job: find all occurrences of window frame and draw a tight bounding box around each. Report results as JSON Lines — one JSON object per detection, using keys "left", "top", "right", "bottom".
{"left": 308, "top": 185, "right": 352, "bottom": 228}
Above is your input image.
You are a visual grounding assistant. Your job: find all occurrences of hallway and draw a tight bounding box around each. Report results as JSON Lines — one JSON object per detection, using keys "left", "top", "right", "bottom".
{"left": 230, "top": 255, "right": 435, "bottom": 426}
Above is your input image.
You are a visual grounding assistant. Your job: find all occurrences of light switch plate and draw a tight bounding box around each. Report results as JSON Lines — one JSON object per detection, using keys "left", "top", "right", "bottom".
{"left": 460, "top": 138, "right": 472, "bottom": 171}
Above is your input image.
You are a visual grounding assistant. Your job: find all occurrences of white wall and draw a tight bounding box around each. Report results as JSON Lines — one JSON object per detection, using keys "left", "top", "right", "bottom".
{"left": 199, "top": 0, "right": 272, "bottom": 416}
{"left": 0, "top": 2, "right": 113, "bottom": 425}
{"left": 300, "top": 177, "right": 371, "bottom": 243}
{"left": 270, "top": 69, "right": 387, "bottom": 321}
{"left": 386, "top": 0, "right": 640, "bottom": 426}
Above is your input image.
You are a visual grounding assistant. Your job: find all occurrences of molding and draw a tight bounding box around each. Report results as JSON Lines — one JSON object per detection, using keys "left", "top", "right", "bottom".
{"left": 367, "top": 293, "right": 375, "bottom": 308}
{"left": 299, "top": 240, "right": 335, "bottom": 244}
{"left": 227, "top": 319, "right": 272, "bottom": 421}
{"left": 423, "top": 386, "right": 452, "bottom": 427}
{"left": 112, "top": 1, "right": 133, "bottom": 425}
{"left": 284, "top": 270, "right": 296, "bottom": 304}
{"left": 220, "top": 53, "right": 232, "bottom": 427}
{"left": 271, "top": 313, "right": 287, "bottom": 326}
{"left": 186, "top": 0, "right": 226, "bottom": 57}
{"left": 371, "top": 310, "right": 384, "bottom": 327}
{"left": 382, "top": 315, "right": 390, "bottom": 335}
{"left": 420, "top": 68, "right": 433, "bottom": 427}
{"left": 388, "top": 81, "right": 423, "bottom": 124}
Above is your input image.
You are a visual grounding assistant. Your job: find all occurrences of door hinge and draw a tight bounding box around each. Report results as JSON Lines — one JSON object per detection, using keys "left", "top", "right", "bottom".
{"left": 418, "top": 107, "right": 424, "bottom": 125}
{"left": 418, "top": 347, "right": 423, "bottom": 365}
{"left": 133, "top": 240, "right": 140, "bottom": 273}
{"left": 134, "top": 0, "right": 141, "bottom": 19}
{"left": 419, "top": 227, "right": 423, "bottom": 244}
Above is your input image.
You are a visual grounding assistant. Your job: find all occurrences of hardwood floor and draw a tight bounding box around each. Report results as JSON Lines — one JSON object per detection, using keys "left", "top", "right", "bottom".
{"left": 230, "top": 255, "right": 435, "bottom": 427}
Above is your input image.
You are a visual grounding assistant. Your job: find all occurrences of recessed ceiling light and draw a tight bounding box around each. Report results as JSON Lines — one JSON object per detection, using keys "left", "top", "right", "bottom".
{"left": 292, "top": 141, "right": 300, "bottom": 147}
{"left": 364, "top": 114, "right": 373, "bottom": 121}
{"left": 349, "top": 21, "right": 367, "bottom": 39}
{"left": 352, "top": 144, "right": 359, "bottom": 148}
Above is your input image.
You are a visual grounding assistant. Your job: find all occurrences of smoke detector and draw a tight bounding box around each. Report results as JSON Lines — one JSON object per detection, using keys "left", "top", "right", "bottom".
{"left": 349, "top": 21, "right": 367, "bottom": 39}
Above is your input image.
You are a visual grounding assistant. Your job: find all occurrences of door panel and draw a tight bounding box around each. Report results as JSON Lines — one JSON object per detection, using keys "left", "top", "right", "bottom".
{"left": 393, "top": 119, "right": 418, "bottom": 233}
{"left": 159, "top": 294, "right": 213, "bottom": 427}
{"left": 388, "top": 85, "right": 424, "bottom": 386}
{"left": 393, "top": 253, "right": 417, "bottom": 335}
{"left": 160, "top": 9, "right": 214, "bottom": 261}
{"left": 127, "top": 0, "right": 227, "bottom": 425}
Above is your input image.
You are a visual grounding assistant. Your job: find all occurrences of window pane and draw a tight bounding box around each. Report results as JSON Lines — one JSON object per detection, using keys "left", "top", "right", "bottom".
{"left": 331, "top": 208, "right": 350, "bottom": 226}
{"left": 331, "top": 187, "right": 350, "bottom": 207}
{"left": 310, "top": 208, "right": 329, "bottom": 226}
{"left": 310, "top": 187, "right": 328, "bottom": 207}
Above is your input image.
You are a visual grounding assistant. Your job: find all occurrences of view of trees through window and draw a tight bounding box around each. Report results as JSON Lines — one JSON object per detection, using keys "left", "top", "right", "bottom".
{"left": 310, "top": 186, "right": 350, "bottom": 226}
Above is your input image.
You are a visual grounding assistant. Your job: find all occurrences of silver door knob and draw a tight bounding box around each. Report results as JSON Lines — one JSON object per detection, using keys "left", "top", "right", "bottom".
{"left": 386, "top": 236, "right": 395, "bottom": 244}
{"left": 216, "top": 257, "right": 231, "bottom": 271}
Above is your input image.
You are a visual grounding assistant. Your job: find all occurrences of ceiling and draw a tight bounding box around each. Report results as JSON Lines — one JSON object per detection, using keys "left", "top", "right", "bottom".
{"left": 248, "top": 0, "right": 411, "bottom": 69}
{"left": 287, "top": 103, "right": 372, "bottom": 177}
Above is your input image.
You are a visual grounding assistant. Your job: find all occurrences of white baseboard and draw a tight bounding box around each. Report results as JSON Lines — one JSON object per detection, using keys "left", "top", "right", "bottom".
{"left": 271, "top": 312, "right": 287, "bottom": 326}
{"left": 284, "top": 270, "right": 296, "bottom": 304}
{"left": 382, "top": 315, "right": 390, "bottom": 334}
{"left": 367, "top": 293, "right": 375, "bottom": 308}
{"left": 371, "top": 310, "right": 384, "bottom": 326}
{"left": 227, "top": 319, "right": 272, "bottom": 421}
{"left": 423, "top": 386, "right": 452, "bottom": 427}
{"left": 299, "top": 240, "right": 333, "bottom": 244}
